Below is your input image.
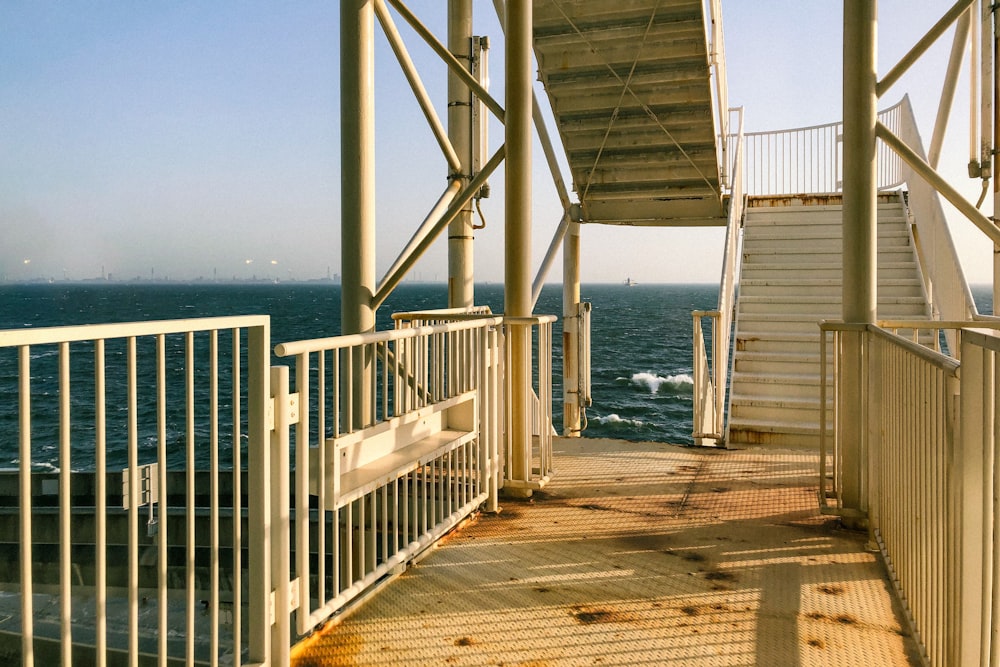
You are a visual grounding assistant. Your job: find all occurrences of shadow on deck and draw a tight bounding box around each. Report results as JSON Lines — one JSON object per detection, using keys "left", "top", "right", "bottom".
{"left": 291, "top": 437, "right": 922, "bottom": 666}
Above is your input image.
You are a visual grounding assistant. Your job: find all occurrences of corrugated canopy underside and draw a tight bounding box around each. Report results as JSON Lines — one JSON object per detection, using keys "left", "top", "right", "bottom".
{"left": 534, "top": 0, "right": 726, "bottom": 226}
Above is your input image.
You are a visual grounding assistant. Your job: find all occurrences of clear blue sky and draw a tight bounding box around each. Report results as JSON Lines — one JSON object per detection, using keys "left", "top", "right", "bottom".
{"left": 1, "top": 2, "right": 992, "bottom": 284}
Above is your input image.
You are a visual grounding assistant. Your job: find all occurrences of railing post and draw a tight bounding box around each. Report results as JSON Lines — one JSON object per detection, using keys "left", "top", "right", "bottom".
{"left": 247, "top": 323, "right": 272, "bottom": 666}
{"left": 505, "top": 0, "right": 534, "bottom": 498}
{"left": 841, "top": 0, "right": 878, "bottom": 521}
{"left": 270, "top": 365, "right": 293, "bottom": 666}
{"left": 563, "top": 221, "right": 583, "bottom": 436}
{"left": 448, "top": 0, "right": 475, "bottom": 308}
{"left": 342, "top": 0, "right": 376, "bottom": 427}
{"left": 959, "top": 334, "right": 988, "bottom": 665}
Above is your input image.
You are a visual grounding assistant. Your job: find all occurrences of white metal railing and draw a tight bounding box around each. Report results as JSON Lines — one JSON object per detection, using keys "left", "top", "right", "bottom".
{"left": 393, "top": 310, "right": 558, "bottom": 490}
{"left": 504, "top": 315, "right": 557, "bottom": 490}
{"left": 819, "top": 320, "right": 1000, "bottom": 665}
{"left": 706, "top": 0, "right": 729, "bottom": 189}
{"left": 894, "top": 94, "right": 978, "bottom": 332}
{"left": 693, "top": 108, "right": 744, "bottom": 444}
{"left": 738, "top": 100, "right": 905, "bottom": 196}
{"left": 0, "top": 316, "right": 271, "bottom": 667}
{"left": 273, "top": 316, "right": 503, "bottom": 640}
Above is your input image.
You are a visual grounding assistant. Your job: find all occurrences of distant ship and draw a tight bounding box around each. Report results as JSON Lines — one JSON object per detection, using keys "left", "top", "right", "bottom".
{"left": 624, "top": 277, "right": 637, "bottom": 287}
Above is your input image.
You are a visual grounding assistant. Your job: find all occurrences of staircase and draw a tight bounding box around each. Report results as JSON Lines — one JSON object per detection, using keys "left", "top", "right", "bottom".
{"left": 533, "top": 0, "right": 727, "bottom": 226}
{"left": 727, "top": 194, "right": 931, "bottom": 448}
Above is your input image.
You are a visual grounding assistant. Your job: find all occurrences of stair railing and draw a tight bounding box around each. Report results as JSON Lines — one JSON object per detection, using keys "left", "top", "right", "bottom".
{"left": 692, "top": 108, "right": 744, "bottom": 444}
{"left": 740, "top": 100, "right": 906, "bottom": 196}
{"left": 894, "top": 95, "right": 978, "bottom": 337}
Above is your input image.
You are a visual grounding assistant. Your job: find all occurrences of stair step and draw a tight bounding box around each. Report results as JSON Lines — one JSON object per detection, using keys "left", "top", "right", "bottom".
{"left": 727, "top": 418, "right": 829, "bottom": 435}
{"left": 730, "top": 393, "right": 830, "bottom": 409}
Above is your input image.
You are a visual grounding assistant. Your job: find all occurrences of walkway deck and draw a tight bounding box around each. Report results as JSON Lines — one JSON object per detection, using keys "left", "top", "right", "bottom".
{"left": 291, "top": 438, "right": 921, "bottom": 666}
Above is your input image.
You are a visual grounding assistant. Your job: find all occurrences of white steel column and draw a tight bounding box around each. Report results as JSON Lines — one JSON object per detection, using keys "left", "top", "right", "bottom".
{"left": 342, "top": 1, "right": 376, "bottom": 424}
{"left": 563, "top": 222, "right": 582, "bottom": 436}
{"left": 506, "top": 0, "right": 533, "bottom": 496}
{"left": 841, "top": 0, "right": 878, "bottom": 518}
{"left": 448, "top": 0, "right": 475, "bottom": 308}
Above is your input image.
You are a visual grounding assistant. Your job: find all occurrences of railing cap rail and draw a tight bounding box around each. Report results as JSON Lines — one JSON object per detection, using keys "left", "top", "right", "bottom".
{"left": 274, "top": 316, "right": 505, "bottom": 357}
{"left": 0, "top": 314, "right": 269, "bottom": 348}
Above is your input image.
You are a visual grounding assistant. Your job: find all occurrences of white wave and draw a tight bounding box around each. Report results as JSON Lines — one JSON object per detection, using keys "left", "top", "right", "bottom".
{"left": 619, "top": 372, "right": 694, "bottom": 394}
{"left": 594, "top": 413, "right": 644, "bottom": 427}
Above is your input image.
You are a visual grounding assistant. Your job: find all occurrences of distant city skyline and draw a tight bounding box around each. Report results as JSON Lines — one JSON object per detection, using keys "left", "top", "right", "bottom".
{"left": 1, "top": 2, "right": 994, "bottom": 285}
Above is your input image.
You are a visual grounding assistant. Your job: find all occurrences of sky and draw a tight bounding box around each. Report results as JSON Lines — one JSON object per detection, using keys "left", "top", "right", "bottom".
{"left": 0, "top": 1, "right": 994, "bottom": 285}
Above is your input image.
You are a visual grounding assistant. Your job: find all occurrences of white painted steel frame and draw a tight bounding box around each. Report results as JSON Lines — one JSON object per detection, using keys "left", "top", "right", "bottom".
{"left": 819, "top": 321, "right": 1000, "bottom": 666}
{"left": 737, "top": 102, "right": 905, "bottom": 196}
{"left": 274, "top": 317, "right": 503, "bottom": 638}
{"left": 0, "top": 315, "right": 271, "bottom": 667}
{"left": 692, "top": 107, "right": 744, "bottom": 444}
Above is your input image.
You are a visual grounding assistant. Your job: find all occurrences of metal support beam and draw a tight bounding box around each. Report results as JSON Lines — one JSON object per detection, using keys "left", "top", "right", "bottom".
{"left": 841, "top": 0, "right": 878, "bottom": 519}
{"left": 929, "top": 9, "right": 971, "bottom": 169}
{"left": 375, "top": 0, "right": 462, "bottom": 173}
{"left": 877, "top": 122, "right": 1000, "bottom": 244}
{"left": 342, "top": 0, "right": 376, "bottom": 425}
{"left": 374, "top": 147, "right": 505, "bottom": 309}
{"left": 506, "top": 0, "right": 533, "bottom": 497}
{"left": 448, "top": 0, "right": 475, "bottom": 308}
{"left": 563, "top": 221, "right": 582, "bottom": 436}
{"left": 386, "top": 0, "right": 505, "bottom": 122}
{"left": 878, "top": 0, "right": 975, "bottom": 96}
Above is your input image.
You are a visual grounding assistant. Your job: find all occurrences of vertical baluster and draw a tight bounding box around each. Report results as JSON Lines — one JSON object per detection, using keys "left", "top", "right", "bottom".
{"left": 18, "top": 346, "right": 34, "bottom": 667}
{"left": 185, "top": 332, "right": 196, "bottom": 666}
{"left": 58, "top": 342, "right": 72, "bottom": 667}
{"left": 126, "top": 337, "right": 139, "bottom": 667}
{"left": 156, "top": 335, "right": 168, "bottom": 667}
{"left": 230, "top": 328, "right": 242, "bottom": 662}
{"left": 94, "top": 340, "right": 107, "bottom": 667}
{"left": 209, "top": 331, "right": 220, "bottom": 667}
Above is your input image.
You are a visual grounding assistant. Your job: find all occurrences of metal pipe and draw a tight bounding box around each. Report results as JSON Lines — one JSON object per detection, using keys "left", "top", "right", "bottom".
{"left": 972, "top": 3, "right": 981, "bottom": 168}
{"left": 878, "top": 0, "right": 976, "bottom": 96}
{"left": 374, "top": 0, "right": 461, "bottom": 173}
{"left": 531, "top": 211, "right": 571, "bottom": 307}
{"left": 448, "top": 0, "right": 475, "bottom": 308}
{"left": 844, "top": 1, "right": 878, "bottom": 325}
{"left": 562, "top": 220, "right": 582, "bottom": 436}
{"left": 385, "top": 0, "right": 504, "bottom": 122}
{"left": 380, "top": 181, "right": 462, "bottom": 292}
{"left": 506, "top": 0, "right": 533, "bottom": 497}
{"left": 877, "top": 122, "right": 1000, "bottom": 244}
{"left": 343, "top": 0, "right": 376, "bottom": 430}
{"left": 841, "top": 0, "right": 878, "bottom": 521}
{"left": 929, "top": 9, "right": 970, "bottom": 169}
{"left": 994, "top": 2, "right": 1000, "bottom": 314}
{"left": 982, "top": 0, "right": 994, "bottom": 172}
{"left": 374, "top": 146, "right": 505, "bottom": 308}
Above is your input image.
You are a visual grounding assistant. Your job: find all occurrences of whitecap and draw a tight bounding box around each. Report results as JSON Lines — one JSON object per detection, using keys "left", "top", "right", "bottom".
{"left": 594, "top": 413, "right": 644, "bottom": 426}
{"left": 624, "top": 372, "right": 694, "bottom": 395}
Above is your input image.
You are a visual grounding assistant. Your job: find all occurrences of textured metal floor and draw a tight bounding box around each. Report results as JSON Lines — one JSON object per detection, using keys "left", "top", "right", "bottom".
{"left": 291, "top": 438, "right": 922, "bottom": 666}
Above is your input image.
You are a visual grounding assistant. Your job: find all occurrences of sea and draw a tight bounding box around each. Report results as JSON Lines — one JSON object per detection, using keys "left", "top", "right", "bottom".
{"left": 0, "top": 282, "right": 993, "bottom": 471}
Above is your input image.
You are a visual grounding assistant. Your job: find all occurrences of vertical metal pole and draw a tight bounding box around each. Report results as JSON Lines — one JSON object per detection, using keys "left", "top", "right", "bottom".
{"left": 563, "top": 221, "right": 582, "bottom": 436}
{"left": 841, "top": 0, "right": 877, "bottom": 519}
{"left": 247, "top": 323, "right": 270, "bottom": 666}
{"left": 448, "top": 0, "right": 475, "bottom": 308}
{"left": 506, "top": 0, "right": 533, "bottom": 497}
{"left": 992, "top": 3, "right": 1000, "bottom": 315}
{"left": 342, "top": 0, "right": 376, "bottom": 425}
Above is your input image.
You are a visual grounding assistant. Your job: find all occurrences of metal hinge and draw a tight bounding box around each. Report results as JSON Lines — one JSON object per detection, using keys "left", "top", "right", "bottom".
{"left": 266, "top": 393, "right": 300, "bottom": 432}
{"left": 268, "top": 578, "right": 301, "bottom": 626}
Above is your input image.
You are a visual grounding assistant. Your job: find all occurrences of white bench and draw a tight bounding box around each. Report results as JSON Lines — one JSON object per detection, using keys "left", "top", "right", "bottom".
{"left": 309, "top": 390, "right": 477, "bottom": 510}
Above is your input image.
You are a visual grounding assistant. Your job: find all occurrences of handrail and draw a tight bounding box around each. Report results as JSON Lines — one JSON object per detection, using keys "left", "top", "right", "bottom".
{"left": 706, "top": 0, "right": 729, "bottom": 189}
{"left": 692, "top": 108, "right": 744, "bottom": 444}
{"left": 740, "top": 99, "right": 906, "bottom": 195}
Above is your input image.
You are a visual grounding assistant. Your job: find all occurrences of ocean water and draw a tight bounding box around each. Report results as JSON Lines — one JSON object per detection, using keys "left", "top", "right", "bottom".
{"left": 2, "top": 282, "right": 991, "bottom": 471}
{"left": 0, "top": 282, "right": 714, "bottom": 470}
